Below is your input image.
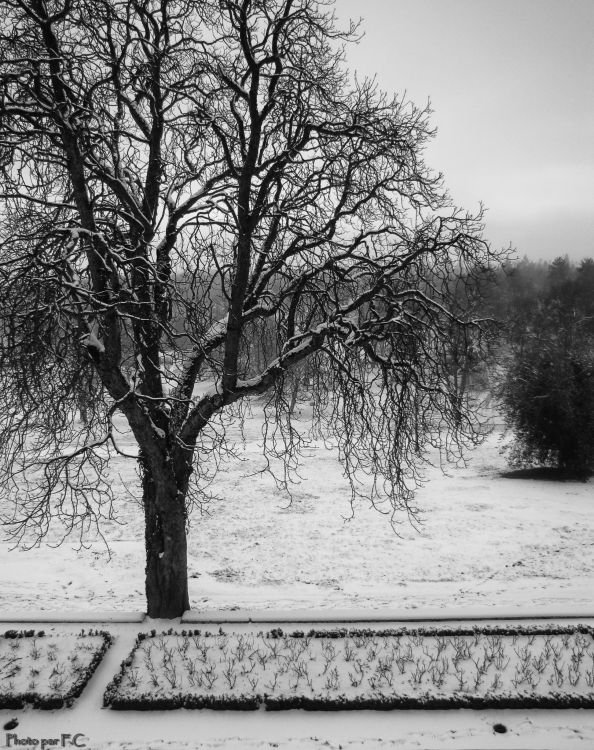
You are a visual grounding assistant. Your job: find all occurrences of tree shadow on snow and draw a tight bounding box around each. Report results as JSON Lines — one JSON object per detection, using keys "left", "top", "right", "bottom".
{"left": 500, "top": 466, "right": 593, "bottom": 482}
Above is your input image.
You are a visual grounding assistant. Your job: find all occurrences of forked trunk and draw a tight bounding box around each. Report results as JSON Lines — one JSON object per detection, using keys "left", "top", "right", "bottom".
{"left": 142, "top": 461, "right": 190, "bottom": 618}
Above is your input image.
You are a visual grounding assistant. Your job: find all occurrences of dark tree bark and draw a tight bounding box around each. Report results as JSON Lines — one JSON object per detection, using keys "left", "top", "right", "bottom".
{"left": 141, "top": 458, "right": 190, "bottom": 618}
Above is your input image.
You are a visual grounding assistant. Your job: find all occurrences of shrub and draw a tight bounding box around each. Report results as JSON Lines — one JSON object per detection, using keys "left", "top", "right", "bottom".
{"left": 500, "top": 344, "right": 594, "bottom": 475}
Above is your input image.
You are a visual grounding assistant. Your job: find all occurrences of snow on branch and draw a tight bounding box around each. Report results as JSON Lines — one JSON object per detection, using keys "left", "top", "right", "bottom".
{"left": 80, "top": 331, "right": 105, "bottom": 354}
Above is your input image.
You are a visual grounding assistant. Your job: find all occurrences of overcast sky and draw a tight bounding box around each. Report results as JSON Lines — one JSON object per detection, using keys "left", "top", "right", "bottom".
{"left": 335, "top": 0, "right": 594, "bottom": 263}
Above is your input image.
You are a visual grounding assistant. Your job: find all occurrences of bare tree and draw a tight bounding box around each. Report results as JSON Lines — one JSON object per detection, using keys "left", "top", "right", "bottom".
{"left": 0, "top": 0, "right": 503, "bottom": 617}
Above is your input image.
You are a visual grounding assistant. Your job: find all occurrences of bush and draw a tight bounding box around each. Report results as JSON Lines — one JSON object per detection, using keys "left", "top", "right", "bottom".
{"left": 500, "top": 344, "right": 594, "bottom": 475}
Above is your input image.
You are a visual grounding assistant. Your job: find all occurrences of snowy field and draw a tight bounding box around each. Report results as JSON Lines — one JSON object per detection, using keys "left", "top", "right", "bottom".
{"left": 1, "top": 402, "right": 594, "bottom": 748}
{"left": 0, "top": 401, "right": 592, "bottom": 616}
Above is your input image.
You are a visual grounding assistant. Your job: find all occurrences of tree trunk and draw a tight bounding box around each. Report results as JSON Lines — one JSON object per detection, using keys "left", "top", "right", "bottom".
{"left": 142, "top": 458, "right": 190, "bottom": 618}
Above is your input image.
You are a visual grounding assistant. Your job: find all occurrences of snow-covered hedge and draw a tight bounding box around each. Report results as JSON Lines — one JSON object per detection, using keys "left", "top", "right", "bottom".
{"left": 104, "top": 625, "right": 594, "bottom": 710}
{"left": 0, "top": 629, "right": 112, "bottom": 709}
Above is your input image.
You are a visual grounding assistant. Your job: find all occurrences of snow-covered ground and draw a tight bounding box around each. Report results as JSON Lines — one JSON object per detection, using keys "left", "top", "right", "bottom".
{"left": 1, "top": 403, "right": 594, "bottom": 748}
{"left": 3, "top": 620, "right": 594, "bottom": 750}
{"left": 106, "top": 628, "right": 594, "bottom": 707}
{"left": 0, "top": 404, "right": 592, "bottom": 616}
{"left": 0, "top": 631, "right": 108, "bottom": 705}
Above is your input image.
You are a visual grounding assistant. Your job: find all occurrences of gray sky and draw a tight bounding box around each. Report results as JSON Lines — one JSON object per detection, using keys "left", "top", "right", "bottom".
{"left": 335, "top": 0, "right": 594, "bottom": 262}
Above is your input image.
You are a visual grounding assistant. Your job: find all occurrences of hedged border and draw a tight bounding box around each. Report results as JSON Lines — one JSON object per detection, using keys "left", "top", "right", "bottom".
{"left": 103, "top": 624, "right": 594, "bottom": 711}
{"left": 0, "top": 628, "right": 113, "bottom": 709}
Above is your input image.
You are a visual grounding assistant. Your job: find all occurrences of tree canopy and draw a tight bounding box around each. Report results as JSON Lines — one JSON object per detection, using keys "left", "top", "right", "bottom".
{"left": 0, "top": 0, "right": 503, "bottom": 616}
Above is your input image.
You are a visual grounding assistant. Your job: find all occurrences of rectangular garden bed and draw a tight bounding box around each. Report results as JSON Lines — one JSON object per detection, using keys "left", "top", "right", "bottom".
{"left": 0, "top": 629, "right": 112, "bottom": 708}
{"left": 104, "top": 625, "right": 594, "bottom": 710}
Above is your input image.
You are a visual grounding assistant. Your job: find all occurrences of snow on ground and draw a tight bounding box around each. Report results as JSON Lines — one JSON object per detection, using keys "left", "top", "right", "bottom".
{"left": 0, "top": 632, "right": 106, "bottom": 700}
{"left": 106, "top": 628, "right": 594, "bottom": 705}
{"left": 0, "top": 402, "right": 592, "bottom": 615}
{"left": 1, "top": 401, "right": 594, "bottom": 749}
{"left": 2, "top": 621, "right": 594, "bottom": 750}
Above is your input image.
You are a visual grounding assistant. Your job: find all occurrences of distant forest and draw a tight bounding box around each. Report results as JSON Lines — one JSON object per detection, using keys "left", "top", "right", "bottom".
{"left": 485, "top": 255, "right": 594, "bottom": 347}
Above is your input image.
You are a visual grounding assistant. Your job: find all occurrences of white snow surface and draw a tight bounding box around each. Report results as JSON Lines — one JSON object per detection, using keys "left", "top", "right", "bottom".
{"left": 109, "top": 629, "right": 594, "bottom": 703}
{"left": 80, "top": 333, "right": 105, "bottom": 354}
{"left": 1, "top": 403, "right": 594, "bottom": 748}
{"left": 0, "top": 633, "right": 105, "bottom": 700}
{"left": 2, "top": 622, "right": 594, "bottom": 750}
{"left": 0, "top": 406, "right": 592, "bottom": 616}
